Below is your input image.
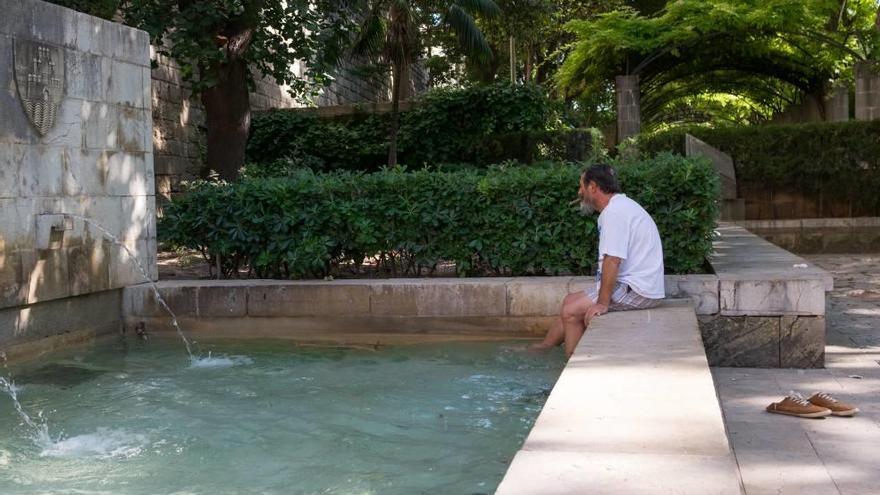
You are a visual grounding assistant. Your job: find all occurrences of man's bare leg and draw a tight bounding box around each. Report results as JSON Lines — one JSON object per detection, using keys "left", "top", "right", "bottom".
{"left": 530, "top": 317, "right": 564, "bottom": 350}
{"left": 561, "top": 292, "right": 594, "bottom": 357}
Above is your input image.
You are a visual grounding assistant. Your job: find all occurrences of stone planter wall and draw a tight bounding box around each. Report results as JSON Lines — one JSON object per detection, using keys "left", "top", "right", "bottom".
{"left": 119, "top": 224, "right": 831, "bottom": 369}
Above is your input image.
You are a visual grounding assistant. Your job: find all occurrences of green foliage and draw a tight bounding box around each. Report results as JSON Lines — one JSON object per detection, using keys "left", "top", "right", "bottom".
{"left": 474, "top": 129, "right": 601, "bottom": 164}
{"left": 160, "top": 154, "right": 718, "bottom": 279}
{"left": 637, "top": 120, "right": 880, "bottom": 215}
{"left": 557, "top": 0, "right": 880, "bottom": 127}
{"left": 428, "top": 0, "right": 628, "bottom": 85}
{"left": 123, "top": 0, "right": 353, "bottom": 97}
{"left": 48, "top": 0, "right": 121, "bottom": 19}
{"left": 246, "top": 82, "right": 555, "bottom": 169}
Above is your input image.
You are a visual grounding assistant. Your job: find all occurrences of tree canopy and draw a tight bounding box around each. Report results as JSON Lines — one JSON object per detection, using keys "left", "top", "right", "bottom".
{"left": 557, "top": 0, "right": 880, "bottom": 128}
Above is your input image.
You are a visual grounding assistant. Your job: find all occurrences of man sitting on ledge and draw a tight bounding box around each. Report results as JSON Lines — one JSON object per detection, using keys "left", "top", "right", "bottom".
{"left": 532, "top": 164, "right": 665, "bottom": 357}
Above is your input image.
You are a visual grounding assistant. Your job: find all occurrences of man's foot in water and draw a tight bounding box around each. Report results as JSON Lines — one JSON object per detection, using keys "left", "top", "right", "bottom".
{"left": 526, "top": 342, "right": 555, "bottom": 353}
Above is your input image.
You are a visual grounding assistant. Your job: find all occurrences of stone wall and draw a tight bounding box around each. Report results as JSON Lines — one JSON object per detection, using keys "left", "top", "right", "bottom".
{"left": 739, "top": 217, "right": 880, "bottom": 254}
{"left": 855, "top": 61, "right": 880, "bottom": 121}
{"left": 702, "top": 224, "right": 832, "bottom": 368}
{"left": 151, "top": 52, "right": 302, "bottom": 200}
{"left": 741, "top": 185, "right": 877, "bottom": 220}
{"left": 0, "top": 0, "right": 154, "bottom": 348}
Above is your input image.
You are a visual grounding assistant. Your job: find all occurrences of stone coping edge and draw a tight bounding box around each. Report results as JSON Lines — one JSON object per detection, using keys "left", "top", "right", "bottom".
{"left": 737, "top": 216, "right": 880, "bottom": 230}
{"left": 494, "top": 301, "right": 744, "bottom": 494}
{"left": 123, "top": 274, "right": 721, "bottom": 321}
{"left": 123, "top": 224, "right": 830, "bottom": 320}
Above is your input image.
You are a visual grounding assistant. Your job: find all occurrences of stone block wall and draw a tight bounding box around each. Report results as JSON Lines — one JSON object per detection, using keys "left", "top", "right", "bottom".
{"left": 855, "top": 61, "right": 880, "bottom": 121}
{"left": 313, "top": 58, "right": 392, "bottom": 107}
{"left": 150, "top": 51, "right": 302, "bottom": 200}
{"left": 0, "top": 0, "right": 154, "bottom": 348}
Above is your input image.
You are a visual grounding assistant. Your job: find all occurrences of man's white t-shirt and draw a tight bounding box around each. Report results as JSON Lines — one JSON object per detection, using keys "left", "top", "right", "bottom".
{"left": 596, "top": 194, "right": 665, "bottom": 299}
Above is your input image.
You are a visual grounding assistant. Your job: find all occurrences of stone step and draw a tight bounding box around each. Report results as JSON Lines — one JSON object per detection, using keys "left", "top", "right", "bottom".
{"left": 495, "top": 301, "right": 744, "bottom": 495}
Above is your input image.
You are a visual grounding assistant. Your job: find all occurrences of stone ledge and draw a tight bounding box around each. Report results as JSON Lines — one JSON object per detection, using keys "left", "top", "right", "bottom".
{"left": 0, "top": 288, "right": 122, "bottom": 358}
{"left": 122, "top": 274, "right": 721, "bottom": 323}
{"left": 711, "top": 223, "right": 833, "bottom": 293}
{"left": 737, "top": 217, "right": 880, "bottom": 230}
{"left": 119, "top": 224, "right": 829, "bottom": 368}
{"left": 495, "top": 302, "right": 742, "bottom": 494}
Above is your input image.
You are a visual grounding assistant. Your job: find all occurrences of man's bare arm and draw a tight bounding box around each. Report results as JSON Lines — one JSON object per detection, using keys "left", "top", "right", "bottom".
{"left": 587, "top": 255, "right": 622, "bottom": 320}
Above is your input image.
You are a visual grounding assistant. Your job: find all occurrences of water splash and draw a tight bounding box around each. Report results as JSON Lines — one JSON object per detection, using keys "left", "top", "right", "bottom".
{"left": 39, "top": 428, "right": 147, "bottom": 459}
{"left": 189, "top": 352, "right": 254, "bottom": 369}
{"left": 0, "top": 376, "right": 52, "bottom": 447}
{"left": 64, "top": 213, "right": 195, "bottom": 359}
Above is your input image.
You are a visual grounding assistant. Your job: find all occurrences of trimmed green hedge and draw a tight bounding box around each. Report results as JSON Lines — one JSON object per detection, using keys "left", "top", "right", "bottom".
{"left": 160, "top": 154, "right": 718, "bottom": 279}
{"left": 638, "top": 121, "right": 880, "bottom": 215}
{"left": 246, "top": 83, "right": 559, "bottom": 170}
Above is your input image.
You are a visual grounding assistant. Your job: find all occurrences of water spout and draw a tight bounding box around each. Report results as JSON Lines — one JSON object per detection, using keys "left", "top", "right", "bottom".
{"left": 59, "top": 213, "right": 196, "bottom": 359}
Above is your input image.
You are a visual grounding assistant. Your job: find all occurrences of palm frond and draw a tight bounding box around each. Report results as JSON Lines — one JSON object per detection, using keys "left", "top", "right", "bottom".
{"left": 385, "top": 0, "right": 418, "bottom": 66}
{"left": 352, "top": 17, "right": 387, "bottom": 57}
{"left": 445, "top": 5, "right": 494, "bottom": 60}
{"left": 351, "top": 1, "right": 389, "bottom": 57}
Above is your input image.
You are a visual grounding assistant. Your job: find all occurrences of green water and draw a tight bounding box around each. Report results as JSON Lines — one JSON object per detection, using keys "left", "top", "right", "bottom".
{"left": 0, "top": 338, "right": 564, "bottom": 494}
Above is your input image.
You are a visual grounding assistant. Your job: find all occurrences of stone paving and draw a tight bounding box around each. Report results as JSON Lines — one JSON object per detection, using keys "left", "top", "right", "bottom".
{"left": 713, "top": 253, "right": 880, "bottom": 495}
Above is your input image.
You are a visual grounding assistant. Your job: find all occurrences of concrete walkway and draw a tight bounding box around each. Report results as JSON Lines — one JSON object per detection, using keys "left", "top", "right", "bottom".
{"left": 714, "top": 253, "right": 880, "bottom": 495}
{"left": 496, "top": 301, "right": 743, "bottom": 495}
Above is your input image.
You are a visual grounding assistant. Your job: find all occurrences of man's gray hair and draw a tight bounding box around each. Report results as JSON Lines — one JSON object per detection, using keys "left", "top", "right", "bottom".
{"left": 582, "top": 163, "right": 621, "bottom": 194}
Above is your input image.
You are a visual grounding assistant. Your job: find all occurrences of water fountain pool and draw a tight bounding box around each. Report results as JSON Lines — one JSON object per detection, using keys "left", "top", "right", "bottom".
{"left": 0, "top": 337, "right": 564, "bottom": 494}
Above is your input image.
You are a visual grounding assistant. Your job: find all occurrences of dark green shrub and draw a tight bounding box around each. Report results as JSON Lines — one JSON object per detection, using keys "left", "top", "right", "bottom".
{"left": 246, "top": 82, "right": 555, "bottom": 170}
{"left": 160, "top": 154, "right": 718, "bottom": 278}
{"left": 638, "top": 121, "right": 880, "bottom": 216}
{"left": 474, "top": 128, "right": 599, "bottom": 164}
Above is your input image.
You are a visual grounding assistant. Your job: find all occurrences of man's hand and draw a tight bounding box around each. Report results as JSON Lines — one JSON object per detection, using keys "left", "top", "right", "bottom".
{"left": 585, "top": 302, "right": 609, "bottom": 322}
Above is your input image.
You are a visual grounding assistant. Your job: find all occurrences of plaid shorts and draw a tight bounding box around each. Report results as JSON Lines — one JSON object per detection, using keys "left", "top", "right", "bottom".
{"left": 584, "top": 282, "right": 663, "bottom": 311}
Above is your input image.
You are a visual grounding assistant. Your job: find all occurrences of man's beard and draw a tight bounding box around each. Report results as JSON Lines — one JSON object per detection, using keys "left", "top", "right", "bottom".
{"left": 579, "top": 200, "right": 596, "bottom": 215}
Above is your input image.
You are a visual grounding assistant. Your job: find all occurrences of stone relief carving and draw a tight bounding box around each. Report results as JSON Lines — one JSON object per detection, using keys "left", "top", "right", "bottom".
{"left": 13, "top": 39, "right": 64, "bottom": 136}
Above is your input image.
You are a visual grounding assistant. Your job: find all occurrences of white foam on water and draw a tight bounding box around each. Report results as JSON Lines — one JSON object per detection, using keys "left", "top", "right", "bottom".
{"left": 189, "top": 354, "right": 254, "bottom": 369}
{"left": 39, "top": 428, "right": 147, "bottom": 459}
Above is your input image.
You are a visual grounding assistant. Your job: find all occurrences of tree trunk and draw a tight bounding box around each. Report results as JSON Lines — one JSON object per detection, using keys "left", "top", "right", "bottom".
{"left": 201, "top": 58, "right": 250, "bottom": 181}
{"left": 388, "top": 61, "right": 404, "bottom": 167}
{"left": 399, "top": 63, "right": 414, "bottom": 100}
{"left": 524, "top": 44, "right": 533, "bottom": 82}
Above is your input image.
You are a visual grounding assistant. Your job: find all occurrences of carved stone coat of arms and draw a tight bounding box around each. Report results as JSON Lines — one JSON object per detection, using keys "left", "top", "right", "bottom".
{"left": 13, "top": 39, "right": 64, "bottom": 136}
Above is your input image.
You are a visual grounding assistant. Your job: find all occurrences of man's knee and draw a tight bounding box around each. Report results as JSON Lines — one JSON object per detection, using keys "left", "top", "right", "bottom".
{"left": 561, "top": 292, "right": 590, "bottom": 320}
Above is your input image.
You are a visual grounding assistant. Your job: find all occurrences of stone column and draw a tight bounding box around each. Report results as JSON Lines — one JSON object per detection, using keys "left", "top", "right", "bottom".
{"left": 855, "top": 61, "right": 880, "bottom": 120}
{"left": 824, "top": 85, "right": 849, "bottom": 122}
{"left": 615, "top": 75, "right": 641, "bottom": 141}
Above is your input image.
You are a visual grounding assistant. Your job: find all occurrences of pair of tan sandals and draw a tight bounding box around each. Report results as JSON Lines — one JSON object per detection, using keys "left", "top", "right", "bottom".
{"left": 767, "top": 392, "right": 859, "bottom": 418}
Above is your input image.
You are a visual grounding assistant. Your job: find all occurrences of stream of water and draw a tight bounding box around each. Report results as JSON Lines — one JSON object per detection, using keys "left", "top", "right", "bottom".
{"left": 1, "top": 214, "right": 207, "bottom": 449}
